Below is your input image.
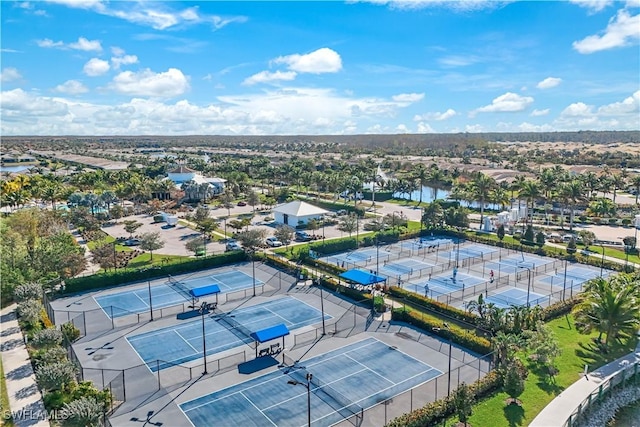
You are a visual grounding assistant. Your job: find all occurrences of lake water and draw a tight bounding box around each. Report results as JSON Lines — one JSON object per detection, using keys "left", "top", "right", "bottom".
{"left": 0, "top": 165, "right": 32, "bottom": 173}
{"left": 390, "top": 185, "right": 502, "bottom": 210}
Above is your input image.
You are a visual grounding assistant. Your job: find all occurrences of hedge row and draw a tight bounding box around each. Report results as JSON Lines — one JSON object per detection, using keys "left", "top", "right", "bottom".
{"left": 387, "top": 286, "right": 479, "bottom": 325}
{"left": 63, "top": 251, "right": 247, "bottom": 294}
{"left": 392, "top": 308, "right": 492, "bottom": 355}
{"left": 309, "top": 237, "right": 358, "bottom": 255}
{"left": 386, "top": 370, "right": 501, "bottom": 427}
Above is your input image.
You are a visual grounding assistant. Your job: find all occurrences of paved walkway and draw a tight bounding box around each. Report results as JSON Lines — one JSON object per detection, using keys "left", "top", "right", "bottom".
{"left": 530, "top": 338, "right": 640, "bottom": 427}
{"left": 1, "top": 305, "right": 49, "bottom": 427}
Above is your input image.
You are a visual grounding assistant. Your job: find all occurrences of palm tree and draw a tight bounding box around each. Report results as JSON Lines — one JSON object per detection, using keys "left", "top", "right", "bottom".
{"left": 560, "top": 180, "right": 585, "bottom": 231}
{"left": 580, "top": 171, "right": 600, "bottom": 200}
{"left": 573, "top": 275, "right": 640, "bottom": 349}
{"left": 411, "top": 163, "right": 429, "bottom": 205}
{"left": 610, "top": 173, "right": 627, "bottom": 204}
{"left": 631, "top": 175, "right": 640, "bottom": 205}
{"left": 470, "top": 172, "right": 496, "bottom": 229}
{"left": 518, "top": 180, "right": 541, "bottom": 227}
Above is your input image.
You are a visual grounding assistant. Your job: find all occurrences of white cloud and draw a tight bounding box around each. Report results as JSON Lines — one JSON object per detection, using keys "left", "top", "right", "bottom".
{"left": 83, "top": 58, "right": 110, "bottom": 76}
{"left": 53, "top": 80, "right": 88, "bottom": 94}
{"left": 561, "top": 102, "right": 594, "bottom": 117}
{"left": 109, "top": 68, "right": 190, "bottom": 97}
{"left": 569, "top": 0, "right": 613, "bottom": 13}
{"left": 597, "top": 90, "right": 639, "bottom": 115}
{"left": 416, "top": 122, "right": 435, "bottom": 133}
{"left": 36, "top": 38, "right": 64, "bottom": 48}
{"left": 69, "top": 37, "right": 102, "bottom": 51}
{"left": 37, "top": 36, "right": 102, "bottom": 51}
{"left": 273, "top": 48, "right": 342, "bottom": 74}
{"left": 356, "top": 0, "right": 514, "bottom": 12}
{"left": 391, "top": 92, "right": 424, "bottom": 103}
{"left": 1, "top": 67, "right": 22, "bottom": 83}
{"left": 474, "top": 92, "right": 534, "bottom": 114}
{"left": 573, "top": 9, "right": 640, "bottom": 53}
{"left": 396, "top": 124, "right": 410, "bottom": 133}
{"left": 531, "top": 109, "right": 550, "bottom": 117}
{"left": 243, "top": 70, "right": 298, "bottom": 86}
{"left": 438, "top": 55, "right": 479, "bottom": 67}
{"left": 536, "top": 77, "right": 562, "bottom": 89}
{"left": 44, "top": 0, "right": 106, "bottom": 11}
{"left": 59, "top": 1, "right": 247, "bottom": 31}
{"left": 111, "top": 54, "right": 138, "bottom": 69}
{"left": 414, "top": 108, "right": 457, "bottom": 121}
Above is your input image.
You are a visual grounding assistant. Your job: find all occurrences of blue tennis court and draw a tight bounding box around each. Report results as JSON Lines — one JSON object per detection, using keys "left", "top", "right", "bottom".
{"left": 565, "top": 266, "right": 606, "bottom": 281}
{"left": 95, "top": 270, "right": 263, "bottom": 318}
{"left": 538, "top": 274, "right": 587, "bottom": 289}
{"left": 441, "top": 246, "right": 495, "bottom": 263}
{"left": 127, "top": 297, "right": 330, "bottom": 371}
{"left": 322, "top": 247, "right": 394, "bottom": 267}
{"left": 486, "top": 288, "right": 548, "bottom": 309}
{"left": 401, "top": 272, "right": 485, "bottom": 295}
{"left": 458, "top": 246, "right": 497, "bottom": 258}
{"left": 180, "top": 337, "right": 442, "bottom": 427}
{"left": 380, "top": 258, "right": 432, "bottom": 277}
{"left": 497, "top": 254, "right": 552, "bottom": 270}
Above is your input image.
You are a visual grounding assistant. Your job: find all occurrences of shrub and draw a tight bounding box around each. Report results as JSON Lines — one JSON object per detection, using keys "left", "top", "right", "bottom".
{"left": 31, "top": 328, "right": 64, "bottom": 348}
{"left": 13, "top": 282, "right": 43, "bottom": 303}
{"left": 309, "top": 237, "right": 358, "bottom": 255}
{"left": 17, "top": 299, "right": 43, "bottom": 326}
{"left": 60, "top": 396, "right": 104, "bottom": 427}
{"left": 392, "top": 308, "right": 491, "bottom": 354}
{"left": 387, "top": 287, "right": 479, "bottom": 325}
{"left": 35, "top": 361, "right": 76, "bottom": 392}
{"left": 386, "top": 370, "right": 500, "bottom": 427}
{"left": 34, "top": 347, "right": 68, "bottom": 367}
{"left": 61, "top": 322, "right": 81, "bottom": 343}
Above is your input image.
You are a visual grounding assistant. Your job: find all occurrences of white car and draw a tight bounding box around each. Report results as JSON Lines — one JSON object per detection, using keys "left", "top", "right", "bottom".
{"left": 266, "top": 237, "right": 284, "bottom": 247}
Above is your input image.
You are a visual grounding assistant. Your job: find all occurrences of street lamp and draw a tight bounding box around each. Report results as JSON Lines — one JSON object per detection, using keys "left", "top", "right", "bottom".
{"left": 288, "top": 373, "right": 312, "bottom": 427}
{"left": 434, "top": 323, "right": 453, "bottom": 396}
{"left": 598, "top": 244, "right": 605, "bottom": 278}
{"left": 190, "top": 301, "right": 215, "bottom": 374}
{"left": 518, "top": 265, "right": 532, "bottom": 307}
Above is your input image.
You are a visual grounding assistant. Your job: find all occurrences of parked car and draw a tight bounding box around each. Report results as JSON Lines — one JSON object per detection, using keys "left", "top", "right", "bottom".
{"left": 265, "top": 237, "right": 284, "bottom": 247}
{"left": 237, "top": 201, "right": 247, "bottom": 206}
{"left": 225, "top": 240, "right": 242, "bottom": 251}
{"left": 123, "top": 238, "right": 140, "bottom": 246}
{"left": 295, "top": 231, "right": 312, "bottom": 242}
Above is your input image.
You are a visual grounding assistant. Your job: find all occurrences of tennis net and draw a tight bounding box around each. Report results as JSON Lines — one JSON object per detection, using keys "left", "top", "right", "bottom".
{"left": 168, "top": 275, "right": 193, "bottom": 301}
{"left": 214, "top": 308, "right": 255, "bottom": 346}
{"left": 289, "top": 366, "right": 363, "bottom": 422}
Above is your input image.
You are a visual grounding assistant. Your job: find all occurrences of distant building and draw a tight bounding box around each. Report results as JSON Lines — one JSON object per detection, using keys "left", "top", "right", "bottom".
{"left": 272, "top": 200, "right": 328, "bottom": 226}
{"left": 165, "top": 165, "right": 226, "bottom": 201}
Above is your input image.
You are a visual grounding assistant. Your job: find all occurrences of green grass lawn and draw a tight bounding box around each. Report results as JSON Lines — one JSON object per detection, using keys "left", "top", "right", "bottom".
{"left": 126, "top": 253, "right": 188, "bottom": 269}
{"left": 85, "top": 235, "right": 132, "bottom": 252}
{"left": 458, "top": 315, "right": 637, "bottom": 427}
{"left": 0, "top": 358, "right": 13, "bottom": 427}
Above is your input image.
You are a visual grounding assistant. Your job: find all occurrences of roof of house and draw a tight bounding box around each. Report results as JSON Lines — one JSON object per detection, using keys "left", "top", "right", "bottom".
{"left": 272, "top": 200, "right": 328, "bottom": 217}
{"left": 168, "top": 165, "right": 196, "bottom": 174}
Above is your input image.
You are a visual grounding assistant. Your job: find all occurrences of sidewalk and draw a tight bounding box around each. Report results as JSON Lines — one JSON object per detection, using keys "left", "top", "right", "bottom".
{"left": 0, "top": 304, "right": 49, "bottom": 427}
{"left": 530, "top": 338, "right": 640, "bottom": 427}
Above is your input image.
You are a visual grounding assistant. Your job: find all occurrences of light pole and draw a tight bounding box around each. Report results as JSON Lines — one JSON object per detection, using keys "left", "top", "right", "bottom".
{"left": 518, "top": 266, "right": 532, "bottom": 307}
{"left": 433, "top": 323, "right": 453, "bottom": 397}
{"left": 598, "top": 244, "right": 605, "bottom": 278}
{"left": 288, "top": 373, "right": 312, "bottom": 427}
{"left": 148, "top": 281, "right": 154, "bottom": 321}
{"left": 190, "top": 302, "right": 214, "bottom": 375}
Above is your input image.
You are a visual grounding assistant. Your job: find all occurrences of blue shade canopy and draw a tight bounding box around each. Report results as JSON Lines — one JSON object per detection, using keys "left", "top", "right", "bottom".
{"left": 339, "top": 269, "right": 386, "bottom": 285}
{"left": 250, "top": 324, "right": 290, "bottom": 343}
{"left": 189, "top": 284, "right": 221, "bottom": 298}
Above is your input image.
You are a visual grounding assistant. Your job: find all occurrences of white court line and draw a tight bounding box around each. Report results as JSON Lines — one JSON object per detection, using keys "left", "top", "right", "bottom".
{"left": 133, "top": 292, "right": 150, "bottom": 309}
{"left": 239, "top": 391, "right": 278, "bottom": 427}
{"left": 183, "top": 338, "right": 380, "bottom": 412}
{"left": 174, "top": 329, "right": 199, "bottom": 354}
{"left": 344, "top": 353, "right": 397, "bottom": 384}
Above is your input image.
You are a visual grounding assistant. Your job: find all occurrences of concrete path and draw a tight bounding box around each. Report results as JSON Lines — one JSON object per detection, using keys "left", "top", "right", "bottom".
{"left": 530, "top": 338, "right": 640, "bottom": 427}
{"left": 1, "top": 305, "right": 49, "bottom": 427}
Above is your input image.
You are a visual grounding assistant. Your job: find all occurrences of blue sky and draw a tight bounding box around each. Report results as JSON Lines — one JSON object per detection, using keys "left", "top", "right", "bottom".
{"left": 1, "top": 0, "right": 639, "bottom": 136}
